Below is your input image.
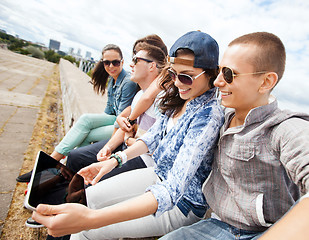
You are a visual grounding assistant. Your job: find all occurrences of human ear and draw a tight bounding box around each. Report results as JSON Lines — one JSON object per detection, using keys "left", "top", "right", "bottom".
{"left": 149, "top": 61, "right": 157, "bottom": 72}
{"left": 259, "top": 72, "right": 278, "bottom": 93}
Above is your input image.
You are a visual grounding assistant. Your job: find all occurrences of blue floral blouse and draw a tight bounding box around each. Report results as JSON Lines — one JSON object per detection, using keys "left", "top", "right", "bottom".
{"left": 140, "top": 87, "right": 225, "bottom": 216}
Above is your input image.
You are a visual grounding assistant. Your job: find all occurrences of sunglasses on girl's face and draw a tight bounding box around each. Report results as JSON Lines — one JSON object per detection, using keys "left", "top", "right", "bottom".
{"left": 101, "top": 59, "right": 122, "bottom": 67}
{"left": 219, "top": 66, "right": 267, "bottom": 84}
{"left": 168, "top": 68, "right": 205, "bottom": 85}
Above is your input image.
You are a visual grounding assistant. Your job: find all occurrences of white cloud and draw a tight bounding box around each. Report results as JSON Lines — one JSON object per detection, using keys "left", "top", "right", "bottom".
{"left": 1, "top": 0, "right": 309, "bottom": 113}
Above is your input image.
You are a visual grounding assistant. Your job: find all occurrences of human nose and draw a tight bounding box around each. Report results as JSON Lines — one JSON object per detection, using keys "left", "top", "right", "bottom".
{"left": 173, "top": 75, "right": 183, "bottom": 88}
{"left": 214, "top": 72, "right": 226, "bottom": 87}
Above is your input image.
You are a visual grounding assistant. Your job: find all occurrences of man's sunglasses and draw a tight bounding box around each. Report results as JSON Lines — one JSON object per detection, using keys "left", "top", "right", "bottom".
{"left": 168, "top": 68, "right": 205, "bottom": 85}
{"left": 219, "top": 66, "right": 267, "bottom": 84}
{"left": 132, "top": 56, "right": 153, "bottom": 65}
{"left": 101, "top": 59, "right": 122, "bottom": 67}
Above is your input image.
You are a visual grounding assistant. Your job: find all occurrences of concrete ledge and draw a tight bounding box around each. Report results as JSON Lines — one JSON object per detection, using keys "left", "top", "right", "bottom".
{"left": 59, "top": 59, "right": 107, "bottom": 133}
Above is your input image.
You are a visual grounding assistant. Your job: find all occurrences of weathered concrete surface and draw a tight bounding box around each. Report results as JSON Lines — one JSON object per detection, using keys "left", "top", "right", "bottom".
{"left": 0, "top": 51, "right": 107, "bottom": 235}
{"left": 0, "top": 49, "right": 55, "bottom": 234}
{"left": 59, "top": 59, "right": 106, "bottom": 133}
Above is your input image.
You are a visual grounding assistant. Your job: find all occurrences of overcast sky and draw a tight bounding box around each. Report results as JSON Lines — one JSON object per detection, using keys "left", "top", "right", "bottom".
{"left": 1, "top": 0, "right": 309, "bottom": 113}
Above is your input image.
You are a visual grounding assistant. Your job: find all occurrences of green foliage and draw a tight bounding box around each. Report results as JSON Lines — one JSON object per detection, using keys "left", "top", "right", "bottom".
{"left": 44, "top": 49, "right": 61, "bottom": 63}
{"left": 18, "top": 48, "right": 30, "bottom": 55}
{"left": 26, "top": 45, "right": 45, "bottom": 59}
{"left": 1, "top": 31, "right": 80, "bottom": 65}
{"left": 87, "top": 69, "right": 93, "bottom": 77}
{"left": 0, "top": 32, "right": 28, "bottom": 51}
{"left": 62, "top": 55, "right": 76, "bottom": 64}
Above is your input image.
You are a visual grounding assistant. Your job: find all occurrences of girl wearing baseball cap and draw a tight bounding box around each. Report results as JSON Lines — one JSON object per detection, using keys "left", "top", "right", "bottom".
{"left": 33, "top": 31, "right": 224, "bottom": 239}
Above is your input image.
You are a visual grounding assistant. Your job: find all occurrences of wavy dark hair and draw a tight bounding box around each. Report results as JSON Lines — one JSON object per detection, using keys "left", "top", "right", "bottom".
{"left": 90, "top": 44, "right": 123, "bottom": 95}
{"left": 158, "top": 49, "right": 218, "bottom": 118}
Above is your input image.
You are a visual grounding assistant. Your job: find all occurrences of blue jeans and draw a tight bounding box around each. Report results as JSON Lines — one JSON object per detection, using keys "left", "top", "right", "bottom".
{"left": 66, "top": 140, "right": 147, "bottom": 177}
{"left": 160, "top": 218, "right": 263, "bottom": 240}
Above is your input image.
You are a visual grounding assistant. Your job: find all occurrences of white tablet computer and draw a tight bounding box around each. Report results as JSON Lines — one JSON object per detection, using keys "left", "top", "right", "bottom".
{"left": 24, "top": 151, "right": 84, "bottom": 211}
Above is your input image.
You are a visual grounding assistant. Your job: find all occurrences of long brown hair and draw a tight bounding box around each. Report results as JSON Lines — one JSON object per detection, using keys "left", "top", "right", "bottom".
{"left": 159, "top": 49, "right": 218, "bottom": 118}
{"left": 90, "top": 44, "right": 123, "bottom": 95}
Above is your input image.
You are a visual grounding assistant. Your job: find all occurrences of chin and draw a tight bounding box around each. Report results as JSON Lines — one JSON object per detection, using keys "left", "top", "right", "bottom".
{"left": 179, "top": 94, "right": 190, "bottom": 100}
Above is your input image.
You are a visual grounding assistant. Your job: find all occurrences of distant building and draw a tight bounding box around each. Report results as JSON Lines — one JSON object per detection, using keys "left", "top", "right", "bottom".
{"left": 49, "top": 39, "right": 60, "bottom": 51}
{"left": 35, "top": 42, "right": 48, "bottom": 51}
{"left": 68, "top": 47, "right": 74, "bottom": 55}
{"left": 77, "top": 48, "right": 81, "bottom": 57}
{"left": 58, "top": 50, "right": 66, "bottom": 56}
{"left": 85, "top": 51, "right": 91, "bottom": 59}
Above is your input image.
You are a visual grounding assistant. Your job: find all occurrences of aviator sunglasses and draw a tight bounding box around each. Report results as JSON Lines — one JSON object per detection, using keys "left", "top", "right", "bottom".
{"left": 168, "top": 68, "right": 205, "bottom": 85}
{"left": 101, "top": 59, "right": 122, "bottom": 67}
{"left": 219, "top": 66, "right": 267, "bottom": 84}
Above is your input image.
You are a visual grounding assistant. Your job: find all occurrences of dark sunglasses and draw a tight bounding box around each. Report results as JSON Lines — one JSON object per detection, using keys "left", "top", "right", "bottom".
{"left": 168, "top": 68, "right": 205, "bottom": 85}
{"left": 219, "top": 66, "right": 267, "bottom": 84}
{"left": 132, "top": 56, "right": 153, "bottom": 65}
{"left": 101, "top": 59, "right": 122, "bottom": 67}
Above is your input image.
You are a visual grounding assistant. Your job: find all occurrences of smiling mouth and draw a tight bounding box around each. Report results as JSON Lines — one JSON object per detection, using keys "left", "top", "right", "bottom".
{"left": 220, "top": 91, "right": 231, "bottom": 96}
{"left": 179, "top": 88, "right": 190, "bottom": 94}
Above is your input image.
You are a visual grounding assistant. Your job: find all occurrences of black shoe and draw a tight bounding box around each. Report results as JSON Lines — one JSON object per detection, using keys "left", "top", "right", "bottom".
{"left": 25, "top": 217, "right": 44, "bottom": 228}
{"left": 16, "top": 170, "right": 33, "bottom": 182}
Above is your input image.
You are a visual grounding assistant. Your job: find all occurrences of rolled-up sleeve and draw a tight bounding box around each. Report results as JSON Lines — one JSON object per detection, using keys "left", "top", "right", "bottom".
{"left": 275, "top": 117, "right": 309, "bottom": 192}
{"left": 139, "top": 114, "right": 166, "bottom": 153}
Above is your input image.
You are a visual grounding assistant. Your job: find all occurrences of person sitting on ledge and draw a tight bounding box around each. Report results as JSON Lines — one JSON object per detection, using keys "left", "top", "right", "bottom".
{"left": 16, "top": 43, "right": 138, "bottom": 182}
{"left": 32, "top": 30, "right": 224, "bottom": 239}
{"left": 160, "top": 32, "right": 309, "bottom": 240}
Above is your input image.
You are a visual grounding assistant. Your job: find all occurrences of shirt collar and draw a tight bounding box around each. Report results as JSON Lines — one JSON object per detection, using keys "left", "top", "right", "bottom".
{"left": 113, "top": 69, "right": 127, "bottom": 87}
{"left": 225, "top": 95, "right": 278, "bottom": 127}
{"left": 186, "top": 87, "right": 217, "bottom": 109}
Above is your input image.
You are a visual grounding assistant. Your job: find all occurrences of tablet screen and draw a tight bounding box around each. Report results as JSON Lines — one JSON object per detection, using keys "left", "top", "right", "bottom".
{"left": 24, "top": 151, "right": 78, "bottom": 210}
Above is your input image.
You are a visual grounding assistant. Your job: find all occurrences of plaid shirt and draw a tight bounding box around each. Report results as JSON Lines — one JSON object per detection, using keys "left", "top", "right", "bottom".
{"left": 140, "top": 88, "right": 224, "bottom": 217}
{"left": 204, "top": 97, "right": 309, "bottom": 231}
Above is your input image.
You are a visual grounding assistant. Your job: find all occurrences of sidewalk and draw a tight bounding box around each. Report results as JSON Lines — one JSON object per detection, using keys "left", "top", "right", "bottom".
{"left": 0, "top": 50, "right": 106, "bottom": 236}
{"left": 0, "top": 49, "right": 54, "bottom": 234}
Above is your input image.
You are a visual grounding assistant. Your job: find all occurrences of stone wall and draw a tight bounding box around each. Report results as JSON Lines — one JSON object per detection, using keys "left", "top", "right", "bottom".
{"left": 59, "top": 59, "right": 106, "bottom": 133}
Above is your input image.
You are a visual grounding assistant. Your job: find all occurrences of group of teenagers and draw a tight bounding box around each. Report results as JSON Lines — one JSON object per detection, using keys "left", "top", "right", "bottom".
{"left": 17, "top": 30, "right": 309, "bottom": 239}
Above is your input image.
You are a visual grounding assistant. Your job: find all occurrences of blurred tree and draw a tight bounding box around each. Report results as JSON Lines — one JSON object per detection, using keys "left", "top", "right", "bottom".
{"left": 44, "top": 50, "right": 61, "bottom": 63}
{"left": 62, "top": 55, "right": 77, "bottom": 64}
{"left": 26, "top": 46, "right": 44, "bottom": 59}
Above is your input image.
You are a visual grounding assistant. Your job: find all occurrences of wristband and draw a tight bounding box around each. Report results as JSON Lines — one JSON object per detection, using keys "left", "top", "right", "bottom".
{"left": 115, "top": 151, "right": 128, "bottom": 164}
{"left": 127, "top": 117, "right": 137, "bottom": 126}
{"left": 109, "top": 154, "right": 122, "bottom": 168}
